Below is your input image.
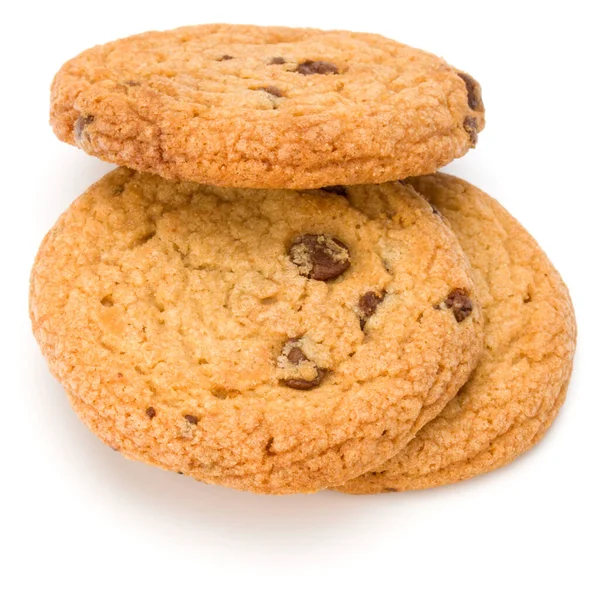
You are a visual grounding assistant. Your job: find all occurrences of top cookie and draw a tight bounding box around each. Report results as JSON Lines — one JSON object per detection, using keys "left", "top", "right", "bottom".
{"left": 50, "top": 24, "right": 484, "bottom": 189}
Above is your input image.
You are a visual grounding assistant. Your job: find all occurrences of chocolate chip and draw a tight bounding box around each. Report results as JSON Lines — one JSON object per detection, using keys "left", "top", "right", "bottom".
{"left": 287, "top": 344, "right": 307, "bottom": 365}
{"left": 358, "top": 290, "right": 386, "bottom": 329}
{"left": 288, "top": 234, "right": 350, "bottom": 281}
{"left": 184, "top": 414, "right": 199, "bottom": 424}
{"left": 265, "top": 437, "right": 276, "bottom": 455}
{"left": 463, "top": 117, "right": 478, "bottom": 146}
{"left": 431, "top": 204, "right": 441, "bottom": 216}
{"left": 280, "top": 338, "right": 327, "bottom": 390}
{"left": 321, "top": 186, "right": 347, "bottom": 196}
{"left": 440, "top": 288, "right": 473, "bottom": 322}
{"left": 285, "top": 372, "right": 326, "bottom": 390}
{"left": 218, "top": 55, "right": 234, "bottom": 61}
{"left": 259, "top": 85, "right": 284, "bottom": 97}
{"left": 146, "top": 407, "right": 156, "bottom": 419}
{"left": 74, "top": 114, "right": 94, "bottom": 142}
{"left": 457, "top": 72, "right": 483, "bottom": 111}
{"left": 269, "top": 56, "right": 286, "bottom": 65}
{"left": 296, "top": 60, "right": 339, "bottom": 75}
{"left": 384, "top": 488, "right": 398, "bottom": 492}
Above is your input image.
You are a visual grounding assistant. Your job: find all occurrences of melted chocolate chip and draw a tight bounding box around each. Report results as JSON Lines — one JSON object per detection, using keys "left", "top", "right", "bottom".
{"left": 443, "top": 289, "right": 473, "bottom": 322}
{"left": 146, "top": 407, "right": 156, "bottom": 419}
{"left": 289, "top": 234, "right": 350, "bottom": 281}
{"left": 184, "top": 414, "right": 199, "bottom": 424}
{"left": 457, "top": 72, "right": 483, "bottom": 111}
{"left": 296, "top": 60, "right": 339, "bottom": 75}
{"left": 463, "top": 116, "right": 478, "bottom": 146}
{"left": 218, "top": 55, "right": 234, "bottom": 61}
{"left": 269, "top": 56, "right": 286, "bottom": 65}
{"left": 285, "top": 371, "right": 326, "bottom": 390}
{"left": 321, "top": 185, "right": 347, "bottom": 196}
{"left": 74, "top": 114, "right": 94, "bottom": 142}
{"left": 287, "top": 345, "right": 307, "bottom": 365}
{"left": 358, "top": 290, "right": 386, "bottom": 329}
{"left": 280, "top": 338, "right": 327, "bottom": 390}
{"left": 259, "top": 85, "right": 284, "bottom": 97}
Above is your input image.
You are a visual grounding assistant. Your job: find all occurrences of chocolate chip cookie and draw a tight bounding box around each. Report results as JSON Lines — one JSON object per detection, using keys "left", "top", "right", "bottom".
{"left": 337, "top": 174, "right": 576, "bottom": 494}
{"left": 30, "top": 168, "right": 483, "bottom": 494}
{"left": 50, "top": 24, "right": 484, "bottom": 189}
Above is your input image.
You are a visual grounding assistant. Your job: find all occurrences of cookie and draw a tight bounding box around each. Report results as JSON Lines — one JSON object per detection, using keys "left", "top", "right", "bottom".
{"left": 337, "top": 174, "right": 576, "bottom": 494}
{"left": 50, "top": 24, "right": 484, "bottom": 189}
{"left": 30, "top": 168, "right": 483, "bottom": 494}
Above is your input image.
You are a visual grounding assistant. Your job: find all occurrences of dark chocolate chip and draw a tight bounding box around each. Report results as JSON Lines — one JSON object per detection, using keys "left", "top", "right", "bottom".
{"left": 296, "top": 60, "right": 339, "bottom": 75}
{"left": 431, "top": 204, "right": 441, "bottom": 216}
{"left": 281, "top": 338, "right": 327, "bottom": 390}
{"left": 259, "top": 85, "right": 284, "bottom": 98}
{"left": 287, "top": 345, "right": 307, "bottom": 365}
{"left": 74, "top": 114, "right": 94, "bottom": 142}
{"left": 284, "top": 369, "right": 326, "bottom": 390}
{"left": 288, "top": 234, "right": 350, "bottom": 281}
{"left": 146, "top": 407, "right": 156, "bottom": 419}
{"left": 269, "top": 56, "right": 286, "bottom": 65}
{"left": 265, "top": 437, "right": 275, "bottom": 455}
{"left": 444, "top": 288, "right": 473, "bottom": 322}
{"left": 321, "top": 185, "right": 347, "bottom": 196}
{"left": 463, "top": 116, "right": 478, "bottom": 146}
{"left": 358, "top": 290, "right": 386, "bottom": 329}
{"left": 457, "top": 72, "right": 483, "bottom": 111}
{"left": 218, "top": 55, "right": 234, "bottom": 61}
{"left": 184, "top": 414, "right": 199, "bottom": 424}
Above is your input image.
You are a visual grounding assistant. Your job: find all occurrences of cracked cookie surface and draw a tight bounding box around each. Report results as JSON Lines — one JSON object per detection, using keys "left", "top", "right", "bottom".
{"left": 50, "top": 24, "right": 484, "bottom": 189}
{"left": 337, "top": 174, "right": 576, "bottom": 494}
{"left": 30, "top": 168, "right": 483, "bottom": 494}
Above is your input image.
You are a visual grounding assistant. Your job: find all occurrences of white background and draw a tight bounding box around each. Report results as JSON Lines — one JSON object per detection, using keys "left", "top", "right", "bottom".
{"left": 1, "top": 2, "right": 598, "bottom": 598}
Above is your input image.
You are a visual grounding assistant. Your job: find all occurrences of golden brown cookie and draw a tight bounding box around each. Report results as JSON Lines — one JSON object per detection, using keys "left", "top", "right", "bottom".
{"left": 337, "top": 174, "right": 576, "bottom": 494}
{"left": 30, "top": 168, "right": 483, "bottom": 494}
{"left": 50, "top": 24, "right": 484, "bottom": 189}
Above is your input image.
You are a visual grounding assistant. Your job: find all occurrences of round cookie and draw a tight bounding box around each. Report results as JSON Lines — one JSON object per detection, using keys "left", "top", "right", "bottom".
{"left": 30, "top": 168, "right": 483, "bottom": 494}
{"left": 337, "top": 174, "right": 576, "bottom": 494}
{"left": 50, "top": 24, "right": 484, "bottom": 189}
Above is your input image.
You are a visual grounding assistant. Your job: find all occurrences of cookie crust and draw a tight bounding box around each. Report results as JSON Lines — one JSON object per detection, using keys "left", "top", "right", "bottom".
{"left": 50, "top": 24, "right": 484, "bottom": 189}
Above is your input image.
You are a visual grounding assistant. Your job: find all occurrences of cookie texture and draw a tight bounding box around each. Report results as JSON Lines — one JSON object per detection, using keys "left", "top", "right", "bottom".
{"left": 50, "top": 24, "right": 484, "bottom": 189}
{"left": 30, "top": 168, "right": 483, "bottom": 494}
{"left": 337, "top": 174, "right": 576, "bottom": 494}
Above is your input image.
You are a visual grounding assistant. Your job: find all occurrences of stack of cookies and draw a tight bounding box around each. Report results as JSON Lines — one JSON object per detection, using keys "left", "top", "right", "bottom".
{"left": 31, "top": 25, "right": 576, "bottom": 494}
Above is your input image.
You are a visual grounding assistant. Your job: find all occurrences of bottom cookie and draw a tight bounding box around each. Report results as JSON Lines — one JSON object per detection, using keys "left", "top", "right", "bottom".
{"left": 337, "top": 173, "right": 576, "bottom": 494}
